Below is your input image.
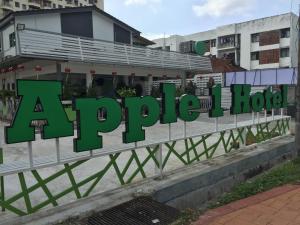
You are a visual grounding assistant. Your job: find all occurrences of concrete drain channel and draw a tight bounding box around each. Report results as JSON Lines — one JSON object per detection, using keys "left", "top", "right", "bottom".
{"left": 86, "top": 197, "right": 180, "bottom": 225}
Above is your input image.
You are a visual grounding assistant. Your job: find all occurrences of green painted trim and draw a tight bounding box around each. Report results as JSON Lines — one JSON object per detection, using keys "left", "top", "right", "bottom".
{"left": 18, "top": 173, "right": 33, "bottom": 214}
{"left": 64, "top": 163, "right": 82, "bottom": 199}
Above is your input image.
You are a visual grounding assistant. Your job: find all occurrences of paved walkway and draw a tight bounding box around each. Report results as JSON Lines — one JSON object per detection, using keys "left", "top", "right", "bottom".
{"left": 194, "top": 185, "right": 300, "bottom": 225}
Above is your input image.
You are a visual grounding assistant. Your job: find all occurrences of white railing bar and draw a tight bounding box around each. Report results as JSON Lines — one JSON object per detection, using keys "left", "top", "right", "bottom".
{"left": 234, "top": 114, "right": 237, "bottom": 128}
{"left": 158, "top": 144, "right": 163, "bottom": 179}
{"left": 265, "top": 110, "right": 267, "bottom": 122}
{"left": 184, "top": 121, "right": 187, "bottom": 138}
{"left": 55, "top": 138, "right": 60, "bottom": 163}
{"left": 28, "top": 141, "right": 33, "bottom": 168}
{"left": 168, "top": 123, "right": 171, "bottom": 141}
{"left": 124, "top": 45, "right": 129, "bottom": 64}
{"left": 78, "top": 37, "right": 84, "bottom": 61}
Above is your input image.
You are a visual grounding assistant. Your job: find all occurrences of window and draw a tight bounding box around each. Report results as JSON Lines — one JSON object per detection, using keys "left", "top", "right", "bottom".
{"left": 281, "top": 28, "right": 290, "bottom": 38}
{"left": 251, "top": 33, "right": 259, "bottom": 43}
{"left": 211, "top": 39, "right": 216, "bottom": 47}
{"left": 61, "top": 12, "right": 93, "bottom": 38}
{"left": 12, "top": 83, "right": 15, "bottom": 90}
{"left": 9, "top": 32, "right": 16, "bottom": 48}
{"left": 114, "top": 24, "right": 131, "bottom": 44}
{"left": 218, "top": 35, "right": 235, "bottom": 48}
{"left": 251, "top": 52, "right": 259, "bottom": 60}
{"left": 179, "top": 41, "right": 196, "bottom": 53}
{"left": 7, "top": 83, "right": 10, "bottom": 91}
{"left": 15, "top": 2, "right": 20, "bottom": 7}
{"left": 58, "top": 4, "right": 62, "bottom": 8}
{"left": 22, "top": 4, "right": 26, "bottom": 9}
{"left": 52, "top": 3, "right": 56, "bottom": 7}
{"left": 280, "top": 48, "right": 290, "bottom": 58}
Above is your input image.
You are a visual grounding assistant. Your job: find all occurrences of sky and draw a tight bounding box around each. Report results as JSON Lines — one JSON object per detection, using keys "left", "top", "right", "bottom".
{"left": 105, "top": 0, "right": 297, "bottom": 40}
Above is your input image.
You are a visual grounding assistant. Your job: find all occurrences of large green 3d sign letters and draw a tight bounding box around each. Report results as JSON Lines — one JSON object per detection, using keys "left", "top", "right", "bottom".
{"left": 74, "top": 98, "right": 122, "bottom": 152}
{"left": 5, "top": 80, "right": 73, "bottom": 144}
{"left": 5, "top": 80, "right": 288, "bottom": 153}
{"left": 123, "top": 96, "right": 160, "bottom": 143}
{"left": 230, "top": 84, "right": 288, "bottom": 114}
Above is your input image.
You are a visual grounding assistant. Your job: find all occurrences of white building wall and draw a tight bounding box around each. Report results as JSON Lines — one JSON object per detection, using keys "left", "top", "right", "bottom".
{"left": 2, "top": 24, "right": 16, "bottom": 57}
{"left": 289, "top": 13, "right": 298, "bottom": 68}
{"left": 151, "top": 13, "right": 298, "bottom": 70}
{"left": 15, "top": 14, "right": 62, "bottom": 33}
{"left": 236, "top": 13, "right": 293, "bottom": 70}
{"left": 92, "top": 11, "right": 114, "bottom": 42}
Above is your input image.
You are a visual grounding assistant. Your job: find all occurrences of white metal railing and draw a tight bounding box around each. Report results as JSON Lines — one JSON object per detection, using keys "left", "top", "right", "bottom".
{"left": 17, "top": 29, "right": 212, "bottom": 72}
{"left": 0, "top": 110, "right": 290, "bottom": 176}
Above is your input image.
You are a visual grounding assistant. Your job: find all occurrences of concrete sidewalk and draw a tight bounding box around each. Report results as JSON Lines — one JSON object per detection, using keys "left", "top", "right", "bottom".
{"left": 194, "top": 185, "right": 300, "bottom": 225}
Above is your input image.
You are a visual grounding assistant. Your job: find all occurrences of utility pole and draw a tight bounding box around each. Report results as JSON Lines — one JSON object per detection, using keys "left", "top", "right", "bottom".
{"left": 296, "top": 4, "right": 300, "bottom": 155}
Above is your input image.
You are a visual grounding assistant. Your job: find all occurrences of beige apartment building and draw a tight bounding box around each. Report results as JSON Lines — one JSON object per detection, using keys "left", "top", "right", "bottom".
{"left": 0, "top": 0, "right": 103, "bottom": 18}
{"left": 152, "top": 13, "right": 298, "bottom": 71}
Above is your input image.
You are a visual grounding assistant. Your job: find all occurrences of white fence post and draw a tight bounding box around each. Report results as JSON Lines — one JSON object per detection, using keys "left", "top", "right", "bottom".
{"left": 155, "top": 144, "right": 163, "bottom": 179}
{"left": 55, "top": 138, "right": 60, "bottom": 163}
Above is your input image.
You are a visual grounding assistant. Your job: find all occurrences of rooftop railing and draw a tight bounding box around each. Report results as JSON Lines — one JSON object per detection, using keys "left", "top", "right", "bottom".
{"left": 17, "top": 28, "right": 212, "bottom": 72}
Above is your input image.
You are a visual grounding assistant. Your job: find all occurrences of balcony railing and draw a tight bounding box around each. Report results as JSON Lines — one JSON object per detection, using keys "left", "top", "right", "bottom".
{"left": 17, "top": 29, "right": 212, "bottom": 72}
{"left": 28, "top": 0, "right": 41, "bottom": 7}
{"left": 1, "top": 1, "right": 13, "bottom": 9}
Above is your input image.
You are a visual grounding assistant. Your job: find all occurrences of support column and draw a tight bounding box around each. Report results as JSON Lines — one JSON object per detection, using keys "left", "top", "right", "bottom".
{"left": 56, "top": 62, "right": 63, "bottom": 82}
{"left": 147, "top": 75, "right": 153, "bottom": 95}
{"left": 181, "top": 73, "right": 187, "bottom": 91}
{"left": 296, "top": 9, "right": 300, "bottom": 156}
{"left": 124, "top": 76, "right": 129, "bottom": 86}
{"left": 86, "top": 73, "right": 93, "bottom": 89}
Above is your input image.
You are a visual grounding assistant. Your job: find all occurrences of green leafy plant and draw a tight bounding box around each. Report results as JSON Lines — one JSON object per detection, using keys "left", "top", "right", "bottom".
{"left": 117, "top": 87, "right": 136, "bottom": 98}
{"left": 151, "top": 86, "right": 160, "bottom": 98}
{"left": 176, "top": 87, "right": 184, "bottom": 97}
{"left": 207, "top": 77, "right": 215, "bottom": 88}
{"left": 230, "top": 140, "right": 240, "bottom": 149}
{"left": 210, "top": 157, "right": 300, "bottom": 209}
{"left": 185, "top": 81, "right": 197, "bottom": 95}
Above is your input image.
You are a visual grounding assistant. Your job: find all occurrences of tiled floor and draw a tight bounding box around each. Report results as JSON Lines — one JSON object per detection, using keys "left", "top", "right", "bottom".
{"left": 194, "top": 185, "right": 300, "bottom": 225}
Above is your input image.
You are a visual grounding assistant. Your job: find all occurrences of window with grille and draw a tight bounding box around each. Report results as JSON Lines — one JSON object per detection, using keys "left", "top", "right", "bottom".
{"left": 9, "top": 32, "right": 16, "bottom": 48}
{"left": 251, "top": 33, "right": 259, "bottom": 43}
{"left": 280, "top": 48, "right": 289, "bottom": 58}
{"left": 281, "top": 28, "right": 290, "bottom": 38}
{"left": 251, "top": 52, "right": 259, "bottom": 60}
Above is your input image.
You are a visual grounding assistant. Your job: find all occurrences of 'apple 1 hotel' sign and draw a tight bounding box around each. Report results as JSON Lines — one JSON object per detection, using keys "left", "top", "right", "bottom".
{"left": 5, "top": 80, "right": 288, "bottom": 152}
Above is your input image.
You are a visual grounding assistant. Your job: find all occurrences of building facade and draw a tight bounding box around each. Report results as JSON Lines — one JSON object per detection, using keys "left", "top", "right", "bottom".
{"left": 0, "top": 0, "right": 104, "bottom": 18}
{"left": 0, "top": 6, "right": 211, "bottom": 97}
{"left": 151, "top": 13, "right": 298, "bottom": 70}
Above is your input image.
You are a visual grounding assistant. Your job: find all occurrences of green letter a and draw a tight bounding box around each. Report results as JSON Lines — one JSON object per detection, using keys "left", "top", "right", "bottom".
{"left": 5, "top": 80, "right": 73, "bottom": 144}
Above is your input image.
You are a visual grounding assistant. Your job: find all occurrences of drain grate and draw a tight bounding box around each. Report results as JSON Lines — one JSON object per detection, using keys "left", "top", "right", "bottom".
{"left": 87, "top": 197, "right": 180, "bottom": 225}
